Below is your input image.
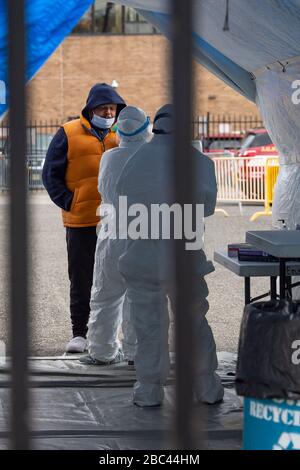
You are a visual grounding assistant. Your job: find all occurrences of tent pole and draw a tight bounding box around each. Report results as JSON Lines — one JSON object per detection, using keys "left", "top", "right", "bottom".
{"left": 8, "top": 0, "right": 29, "bottom": 450}
{"left": 173, "top": 0, "right": 201, "bottom": 450}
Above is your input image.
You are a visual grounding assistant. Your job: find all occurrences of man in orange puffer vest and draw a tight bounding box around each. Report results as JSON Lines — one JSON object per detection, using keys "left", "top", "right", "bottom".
{"left": 42, "top": 83, "right": 126, "bottom": 353}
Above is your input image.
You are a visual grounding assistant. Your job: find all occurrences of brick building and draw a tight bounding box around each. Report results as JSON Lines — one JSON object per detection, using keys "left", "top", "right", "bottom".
{"left": 27, "top": 2, "right": 259, "bottom": 123}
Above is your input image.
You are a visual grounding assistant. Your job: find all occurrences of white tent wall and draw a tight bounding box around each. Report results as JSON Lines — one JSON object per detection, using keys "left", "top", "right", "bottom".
{"left": 197, "top": 0, "right": 300, "bottom": 233}
{"left": 255, "top": 59, "right": 300, "bottom": 301}
{"left": 115, "top": 0, "right": 300, "bottom": 232}
{"left": 196, "top": 0, "right": 300, "bottom": 73}
{"left": 255, "top": 59, "right": 300, "bottom": 230}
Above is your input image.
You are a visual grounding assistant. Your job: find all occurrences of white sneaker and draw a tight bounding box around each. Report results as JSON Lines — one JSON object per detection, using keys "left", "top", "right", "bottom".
{"left": 66, "top": 336, "right": 87, "bottom": 353}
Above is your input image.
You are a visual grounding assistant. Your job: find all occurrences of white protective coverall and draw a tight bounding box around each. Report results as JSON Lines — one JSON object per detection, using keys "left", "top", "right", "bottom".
{"left": 117, "top": 104, "right": 224, "bottom": 406}
{"left": 87, "top": 106, "right": 151, "bottom": 362}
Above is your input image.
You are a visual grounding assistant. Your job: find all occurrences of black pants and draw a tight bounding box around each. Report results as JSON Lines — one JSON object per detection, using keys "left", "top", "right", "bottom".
{"left": 66, "top": 226, "right": 97, "bottom": 338}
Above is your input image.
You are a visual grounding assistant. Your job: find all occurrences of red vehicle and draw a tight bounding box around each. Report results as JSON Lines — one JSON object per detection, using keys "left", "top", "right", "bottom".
{"left": 237, "top": 128, "right": 278, "bottom": 158}
{"left": 237, "top": 128, "right": 278, "bottom": 199}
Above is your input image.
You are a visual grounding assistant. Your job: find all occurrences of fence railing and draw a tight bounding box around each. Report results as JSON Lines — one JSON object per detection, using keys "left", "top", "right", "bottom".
{"left": 212, "top": 154, "right": 279, "bottom": 218}
{"left": 1, "top": 150, "right": 280, "bottom": 215}
{"left": 214, "top": 155, "right": 266, "bottom": 203}
{"left": 193, "top": 113, "right": 263, "bottom": 139}
{"left": 0, "top": 116, "right": 266, "bottom": 190}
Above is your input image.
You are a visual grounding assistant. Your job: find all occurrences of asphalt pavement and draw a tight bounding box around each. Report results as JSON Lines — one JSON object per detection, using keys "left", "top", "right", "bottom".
{"left": 0, "top": 193, "right": 271, "bottom": 355}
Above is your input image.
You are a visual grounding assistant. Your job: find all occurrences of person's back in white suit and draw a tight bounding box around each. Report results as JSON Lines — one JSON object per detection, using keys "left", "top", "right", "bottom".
{"left": 117, "top": 104, "right": 224, "bottom": 406}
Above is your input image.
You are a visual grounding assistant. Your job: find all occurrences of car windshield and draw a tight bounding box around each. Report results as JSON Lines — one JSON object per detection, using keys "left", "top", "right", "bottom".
{"left": 240, "top": 132, "right": 273, "bottom": 150}
{"left": 209, "top": 139, "right": 241, "bottom": 150}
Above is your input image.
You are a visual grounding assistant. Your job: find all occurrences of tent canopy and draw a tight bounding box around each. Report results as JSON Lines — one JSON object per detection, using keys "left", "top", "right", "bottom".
{"left": 0, "top": 0, "right": 300, "bottom": 108}
{"left": 2, "top": 0, "right": 300, "bottom": 228}
{"left": 1, "top": 0, "right": 300, "bottom": 114}
{"left": 116, "top": 0, "right": 300, "bottom": 101}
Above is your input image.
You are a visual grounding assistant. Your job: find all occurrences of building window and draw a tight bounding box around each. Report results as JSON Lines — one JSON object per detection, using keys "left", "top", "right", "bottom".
{"left": 72, "top": 1, "right": 159, "bottom": 35}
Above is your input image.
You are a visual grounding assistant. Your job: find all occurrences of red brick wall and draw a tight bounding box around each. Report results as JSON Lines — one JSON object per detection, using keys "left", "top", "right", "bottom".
{"left": 27, "top": 35, "right": 259, "bottom": 122}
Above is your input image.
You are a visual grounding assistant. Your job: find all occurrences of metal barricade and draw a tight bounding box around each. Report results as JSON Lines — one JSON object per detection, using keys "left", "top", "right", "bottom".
{"left": 0, "top": 154, "right": 9, "bottom": 190}
{"left": 250, "top": 157, "right": 279, "bottom": 221}
{"left": 211, "top": 154, "right": 279, "bottom": 218}
{"left": 0, "top": 155, "right": 45, "bottom": 190}
{"left": 0, "top": 123, "right": 59, "bottom": 190}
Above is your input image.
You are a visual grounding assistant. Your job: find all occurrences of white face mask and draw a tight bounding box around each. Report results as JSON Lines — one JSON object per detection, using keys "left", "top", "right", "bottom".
{"left": 91, "top": 113, "right": 115, "bottom": 129}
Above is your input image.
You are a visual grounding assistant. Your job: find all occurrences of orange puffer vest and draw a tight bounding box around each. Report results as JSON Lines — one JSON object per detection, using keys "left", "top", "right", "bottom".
{"left": 62, "top": 115, "right": 118, "bottom": 228}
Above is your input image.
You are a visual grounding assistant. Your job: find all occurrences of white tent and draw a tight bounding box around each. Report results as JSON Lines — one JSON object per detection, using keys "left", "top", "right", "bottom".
{"left": 117, "top": 0, "right": 300, "bottom": 229}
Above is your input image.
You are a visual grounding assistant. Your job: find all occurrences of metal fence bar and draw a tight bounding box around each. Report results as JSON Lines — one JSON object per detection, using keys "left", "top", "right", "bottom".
{"left": 173, "top": 0, "right": 199, "bottom": 450}
{"left": 192, "top": 114, "right": 263, "bottom": 140}
{"left": 8, "top": 0, "right": 30, "bottom": 450}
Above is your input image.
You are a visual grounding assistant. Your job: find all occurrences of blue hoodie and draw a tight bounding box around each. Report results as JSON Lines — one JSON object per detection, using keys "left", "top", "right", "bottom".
{"left": 42, "top": 83, "right": 126, "bottom": 211}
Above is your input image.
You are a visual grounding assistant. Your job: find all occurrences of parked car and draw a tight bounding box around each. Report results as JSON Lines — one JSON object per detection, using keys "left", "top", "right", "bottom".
{"left": 191, "top": 139, "right": 203, "bottom": 152}
{"left": 237, "top": 128, "right": 278, "bottom": 158}
{"left": 202, "top": 134, "right": 243, "bottom": 156}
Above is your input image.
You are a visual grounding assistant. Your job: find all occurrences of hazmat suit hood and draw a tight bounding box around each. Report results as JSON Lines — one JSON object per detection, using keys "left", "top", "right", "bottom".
{"left": 82, "top": 83, "right": 126, "bottom": 123}
{"left": 116, "top": 106, "right": 151, "bottom": 143}
{"left": 152, "top": 104, "right": 173, "bottom": 135}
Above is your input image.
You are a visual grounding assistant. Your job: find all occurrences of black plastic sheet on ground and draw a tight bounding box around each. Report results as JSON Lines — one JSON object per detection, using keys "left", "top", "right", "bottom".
{"left": 0, "top": 352, "right": 242, "bottom": 450}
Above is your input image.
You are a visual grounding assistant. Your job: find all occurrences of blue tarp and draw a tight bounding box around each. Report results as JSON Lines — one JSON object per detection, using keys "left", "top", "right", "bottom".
{"left": 0, "top": 0, "right": 94, "bottom": 117}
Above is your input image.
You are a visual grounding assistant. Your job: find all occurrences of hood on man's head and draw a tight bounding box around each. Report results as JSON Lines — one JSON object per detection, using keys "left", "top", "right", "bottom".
{"left": 82, "top": 83, "right": 126, "bottom": 121}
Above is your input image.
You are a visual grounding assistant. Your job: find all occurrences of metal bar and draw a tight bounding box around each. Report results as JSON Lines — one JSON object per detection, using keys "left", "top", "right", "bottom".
{"left": 91, "top": 3, "right": 95, "bottom": 34}
{"left": 245, "top": 277, "right": 251, "bottom": 305}
{"left": 121, "top": 5, "right": 126, "bottom": 34}
{"left": 286, "top": 276, "right": 292, "bottom": 300}
{"left": 290, "top": 281, "right": 300, "bottom": 290}
{"left": 279, "top": 259, "right": 286, "bottom": 299}
{"left": 172, "top": 0, "right": 198, "bottom": 450}
{"left": 251, "top": 292, "right": 273, "bottom": 303}
{"left": 206, "top": 112, "right": 210, "bottom": 139}
{"left": 270, "top": 276, "right": 277, "bottom": 300}
{"left": 8, "top": 0, "right": 29, "bottom": 449}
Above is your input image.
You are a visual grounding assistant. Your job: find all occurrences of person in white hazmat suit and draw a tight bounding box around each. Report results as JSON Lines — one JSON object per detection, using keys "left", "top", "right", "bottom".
{"left": 80, "top": 106, "right": 151, "bottom": 365}
{"left": 116, "top": 104, "right": 224, "bottom": 407}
